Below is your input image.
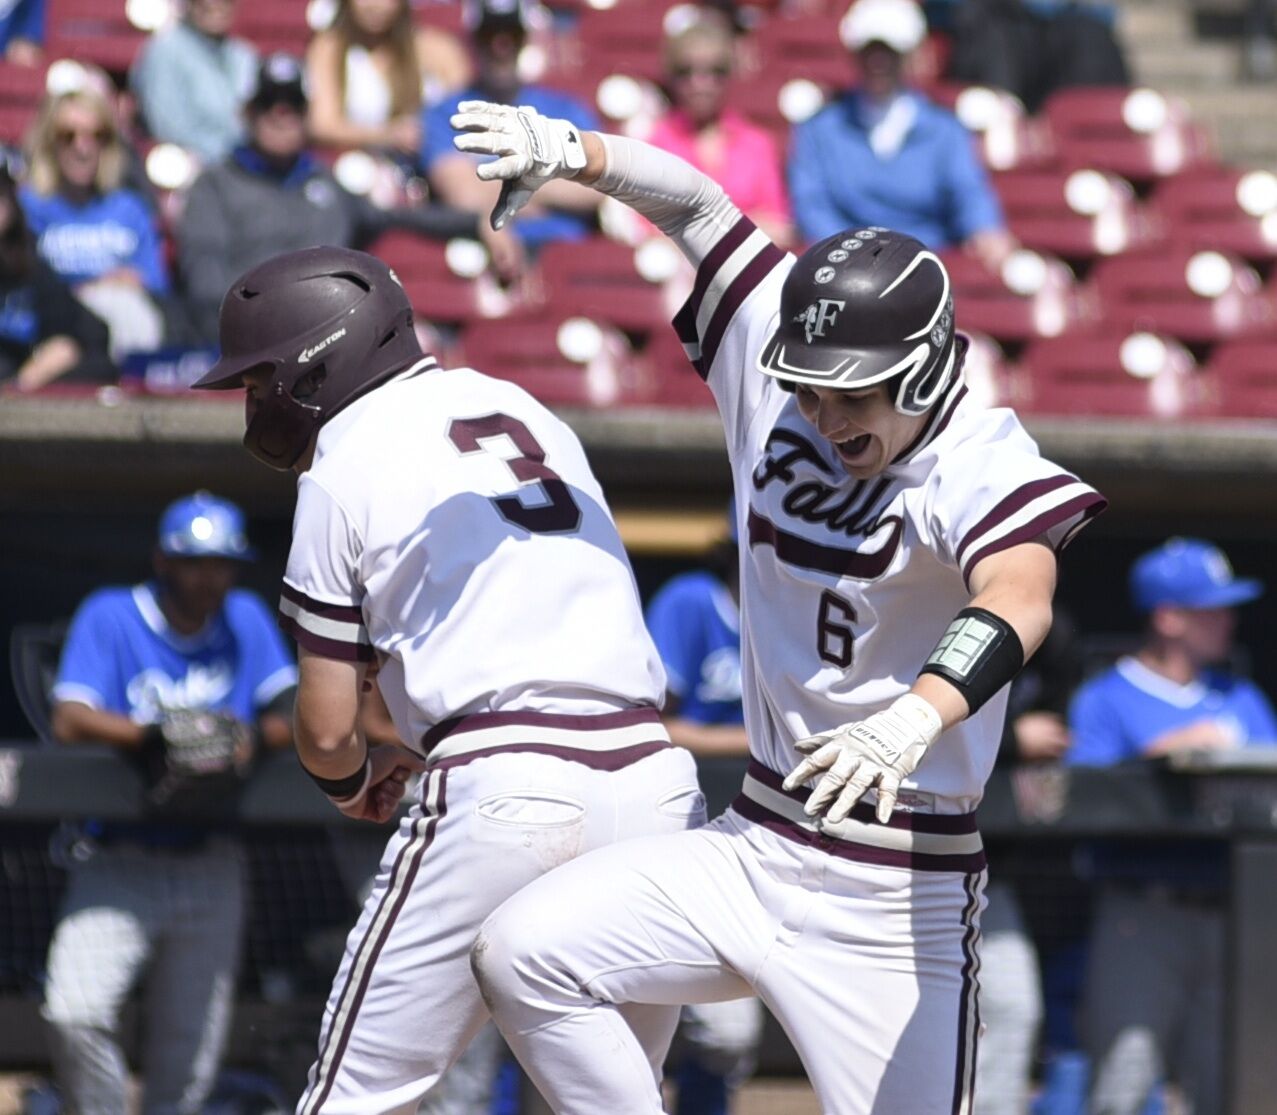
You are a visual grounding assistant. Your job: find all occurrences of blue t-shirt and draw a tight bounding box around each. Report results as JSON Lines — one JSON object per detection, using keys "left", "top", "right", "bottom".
{"left": 53, "top": 582, "right": 297, "bottom": 845}
{"left": 645, "top": 571, "right": 743, "bottom": 726}
{"left": 0, "top": 0, "right": 44, "bottom": 49}
{"left": 1068, "top": 656, "right": 1277, "bottom": 766}
{"left": 422, "top": 86, "right": 600, "bottom": 251}
{"left": 19, "top": 186, "right": 170, "bottom": 294}
{"left": 1068, "top": 656, "right": 1277, "bottom": 891}
{"left": 54, "top": 582, "right": 296, "bottom": 723}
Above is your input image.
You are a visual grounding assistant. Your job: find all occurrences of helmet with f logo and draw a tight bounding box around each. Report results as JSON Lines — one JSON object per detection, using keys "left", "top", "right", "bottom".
{"left": 757, "top": 227, "right": 961, "bottom": 416}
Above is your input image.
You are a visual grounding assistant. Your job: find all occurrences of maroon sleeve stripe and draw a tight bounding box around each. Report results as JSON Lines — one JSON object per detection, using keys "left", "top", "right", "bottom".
{"left": 954, "top": 475, "right": 1077, "bottom": 569}
{"left": 698, "top": 241, "right": 788, "bottom": 379}
{"left": 280, "top": 581, "right": 363, "bottom": 623}
{"left": 671, "top": 301, "right": 705, "bottom": 379}
{"left": 686, "top": 214, "right": 758, "bottom": 323}
{"left": 278, "top": 614, "right": 375, "bottom": 663}
{"left": 961, "top": 493, "right": 1108, "bottom": 584}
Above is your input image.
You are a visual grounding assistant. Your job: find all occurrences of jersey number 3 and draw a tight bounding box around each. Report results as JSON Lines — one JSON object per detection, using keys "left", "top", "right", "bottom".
{"left": 448, "top": 414, "right": 582, "bottom": 534}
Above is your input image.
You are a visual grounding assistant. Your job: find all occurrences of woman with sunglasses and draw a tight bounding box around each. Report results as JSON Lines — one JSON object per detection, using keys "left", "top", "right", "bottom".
{"left": 647, "top": 14, "right": 792, "bottom": 249}
{"left": 0, "top": 165, "right": 114, "bottom": 391}
{"left": 21, "top": 86, "right": 168, "bottom": 358}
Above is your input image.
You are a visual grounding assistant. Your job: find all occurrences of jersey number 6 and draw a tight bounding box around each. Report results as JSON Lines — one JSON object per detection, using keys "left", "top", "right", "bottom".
{"left": 448, "top": 414, "right": 582, "bottom": 534}
{"left": 817, "top": 589, "right": 857, "bottom": 669}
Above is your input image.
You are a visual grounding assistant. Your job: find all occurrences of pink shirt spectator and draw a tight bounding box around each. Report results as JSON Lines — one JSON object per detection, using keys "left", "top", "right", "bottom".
{"left": 647, "top": 108, "right": 790, "bottom": 226}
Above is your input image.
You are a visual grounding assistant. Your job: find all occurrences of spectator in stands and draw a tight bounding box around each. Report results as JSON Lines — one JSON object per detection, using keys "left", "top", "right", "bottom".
{"left": 422, "top": 0, "right": 601, "bottom": 254}
{"left": 944, "top": 0, "right": 1130, "bottom": 113}
{"left": 0, "top": 165, "right": 115, "bottom": 390}
{"left": 130, "top": 0, "right": 260, "bottom": 165}
{"left": 306, "top": 0, "right": 471, "bottom": 158}
{"left": 41, "top": 492, "right": 297, "bottom": 1115}
{"left": 178, "top": 52, "right": 517, "bottom": 345}
{"left": 0, "top": 0, "right": 44, "bottom": 65}
{"left": 1067, "top": 537, "right": 1276, "bottom": 1115}
{"left": 788, "top": 0, "right": 1013, "bottom": 269}
{"left": 21, "top": 84, "right": 169, "bottom": 358}
{"left": 647, "top": 13, "right": 792, "bottom": 248}
{"left": 644, "top": 512, "right": 764, "bottom": 1115}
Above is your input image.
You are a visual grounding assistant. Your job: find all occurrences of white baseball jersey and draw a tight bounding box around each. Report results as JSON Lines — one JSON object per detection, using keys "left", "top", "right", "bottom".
{"left": 672, "top": 217, "right": 1106, "bottom": 814}
{"left": 278, "top": 357, "right": 667, "bottom": 759}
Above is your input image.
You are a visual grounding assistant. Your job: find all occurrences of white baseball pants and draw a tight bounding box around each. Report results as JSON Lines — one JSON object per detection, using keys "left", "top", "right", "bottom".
{"left": 474, "top": 761, "right": 987, "bottom": 1115}
{"left": 297, "top": 739, "right": 704, "bottom": 1115}
{"left": 42, "top": 838, "right": 244, "bottom": 1115}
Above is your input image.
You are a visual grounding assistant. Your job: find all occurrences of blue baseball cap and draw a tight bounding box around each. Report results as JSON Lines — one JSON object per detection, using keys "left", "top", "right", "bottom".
{"left": 1130, "top": 537, "right": 1262, "bottom": 612}
{"left": 157, "top": 492, "right": 257, "bottom": 561}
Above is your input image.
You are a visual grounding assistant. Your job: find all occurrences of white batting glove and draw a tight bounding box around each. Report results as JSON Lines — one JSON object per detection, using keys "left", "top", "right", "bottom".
{"left": 451, "top": 100, "right": 588, "bottom": 230}
{"left": 782, "top": 694, "right": 943, "bottom": 824}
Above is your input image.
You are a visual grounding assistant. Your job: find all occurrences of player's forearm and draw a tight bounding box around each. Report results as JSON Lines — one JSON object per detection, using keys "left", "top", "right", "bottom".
{"left": 912, "top": 542, "right": 1057, "bottom": 728}
{"left": 663, "top": 717, "right": 750, "bottom": 757}
{"left": 51, "top": 702, "right": 146, "bottom": 748}
{"left": 295, "top": 650, "right": 368, "bottom": 778}
{"left": 577, "top": 131, "right": 743, "bottom": 268}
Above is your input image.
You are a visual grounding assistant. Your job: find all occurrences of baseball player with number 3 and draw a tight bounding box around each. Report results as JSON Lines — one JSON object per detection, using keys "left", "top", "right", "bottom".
{"left": 191, "top": 245, "right": 706, "bottom": 1113}
{"left": 451, "top": 104, "right": 1107, "bottom": 1113}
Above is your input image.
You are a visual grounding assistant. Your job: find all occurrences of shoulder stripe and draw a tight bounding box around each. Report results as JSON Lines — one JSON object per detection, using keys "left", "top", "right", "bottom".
{"left": 278, "top": 587, "right": 372, "bottom": 663}
{"left": 699, "top": 240, "right": 787, "bottom": 378}
{"left": 280, "top": 582, "right": 362, "bottom": 623}
{"left": 688, "top": 214, "right": 757, "bottom": 322}
{"left": 960, "top": 490, "right": 1107, "bottom": 584}
{"left": 955, "top": 476, "right": 1075, "bottom": 569}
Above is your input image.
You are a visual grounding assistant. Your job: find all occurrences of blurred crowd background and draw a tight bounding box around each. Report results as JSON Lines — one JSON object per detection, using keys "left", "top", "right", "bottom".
{"left": 4, "top": 0, "right": 1277, "bottom": 1113}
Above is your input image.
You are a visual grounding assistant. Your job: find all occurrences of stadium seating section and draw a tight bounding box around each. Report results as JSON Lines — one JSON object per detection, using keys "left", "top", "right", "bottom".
{"left": 7, "top": 0, "right": 1277, "bottom": 420}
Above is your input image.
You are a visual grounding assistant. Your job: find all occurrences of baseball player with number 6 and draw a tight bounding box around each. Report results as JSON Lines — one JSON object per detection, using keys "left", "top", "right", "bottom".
{"left": 451, "top": 103, "right": 1107, "bottom": 1112}
{"left": 191, "top": 245, "right": 706, "bottom": 1113}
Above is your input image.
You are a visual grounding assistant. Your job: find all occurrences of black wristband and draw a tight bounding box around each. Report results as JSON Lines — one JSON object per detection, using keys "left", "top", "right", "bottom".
{"left": 301, "top": 750, "right": 369, "bottom": 800}
{"left": 918, "top": 606, "right": 1025, "bottom": 714}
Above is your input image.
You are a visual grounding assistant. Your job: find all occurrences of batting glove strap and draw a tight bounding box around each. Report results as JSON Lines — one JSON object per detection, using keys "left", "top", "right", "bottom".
{"left": 783, "top": 694, "right": 943, "bottom": 824}
{"left": 302, "top": 751, "right": 370, "bottom": 805}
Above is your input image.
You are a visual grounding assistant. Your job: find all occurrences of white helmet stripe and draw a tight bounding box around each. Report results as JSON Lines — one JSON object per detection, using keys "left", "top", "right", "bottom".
{"left": 877, "top": 250, "right": 951, "bottom": 342}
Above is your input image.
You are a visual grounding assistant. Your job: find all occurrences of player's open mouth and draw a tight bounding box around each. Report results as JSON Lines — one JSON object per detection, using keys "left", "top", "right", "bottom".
{"left": 835, "top": 434, "right": 872, "bottom": 461}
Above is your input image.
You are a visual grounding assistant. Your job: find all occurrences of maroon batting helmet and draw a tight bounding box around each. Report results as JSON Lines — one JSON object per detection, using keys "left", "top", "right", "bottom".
{"left": 192, "top": 246, "right": 422, "bottom": 469}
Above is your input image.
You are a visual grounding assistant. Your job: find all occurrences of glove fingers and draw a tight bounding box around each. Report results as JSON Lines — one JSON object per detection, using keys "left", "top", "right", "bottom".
{"left": 475, "top": 154, "right": 530, "bottom": 181}
{"left": 874, "top": 777, "right": 900, "bottom": 824}
{"left": 455, "top": 99, "right": 506, "bottom": 117}
{"left": 781, "top": 741, "right": 841, "bottom": 791}
{"left": 826, "top": 766, "right": 878, "bottom": 824}
{"left": 453, "top": 132, "right": 513, "bottom": 157}
{"left": 803, "top": 753, "right": 860, "bottom": 816}
{"left": 791, "top": 732, "right": 833, "bottom": 756}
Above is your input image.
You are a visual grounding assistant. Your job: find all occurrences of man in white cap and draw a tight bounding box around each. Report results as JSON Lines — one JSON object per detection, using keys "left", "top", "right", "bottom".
{"left": 788, "top": 0, "right": 1014, "bottom": 270}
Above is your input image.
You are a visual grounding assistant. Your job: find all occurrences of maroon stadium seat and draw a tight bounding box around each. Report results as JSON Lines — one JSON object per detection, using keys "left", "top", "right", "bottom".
{"left": 1088, "top": 247, "right": 1274, "bottom": 343}
{"left": 456, "top": 315, "right": 640, "bottom": 409}
{"left": 993, "top": 167, "right": 1158, "bottom": 261}
{"left": 638, "top": 327, "right": 716, "bottom": 409}
{"left": 1042, "top": 86, "right": 1211, "bottom": 184}
{"left": 535, "top": 237, "right": 674, "bottom": 338}
{"left": 369, "top": 231, "right": 526, "bottom": 327}
{"left": 941, "top": 248, "right": 1090, "bottom": 343}
{"left": 47, "top": 0, "right": 147, "bottom": 74}
{"left": 1200, "top": 339, "right": 1277, "bottom": 419}
{"left": 1017, "top": 332, "right": 1204, "bottom": 418}
{"left": 1150, "top": 165, "right": 1277, "bottom": 263}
